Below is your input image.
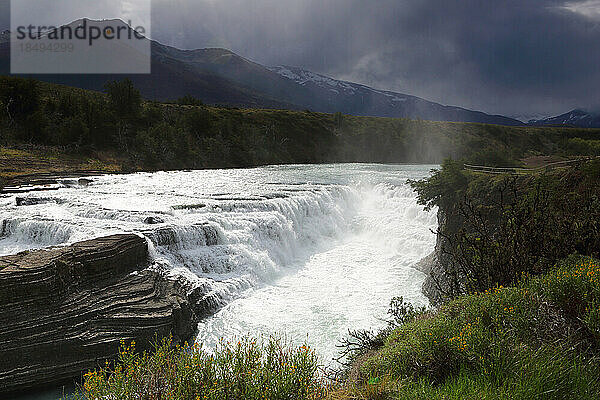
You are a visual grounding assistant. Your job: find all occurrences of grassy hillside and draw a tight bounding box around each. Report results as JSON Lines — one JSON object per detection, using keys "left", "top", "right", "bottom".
{"left": 334, "top": 256, "right": 600, "bottom": 399}
{"left": 1, "top": 76, "right": 600, "bottom": 184}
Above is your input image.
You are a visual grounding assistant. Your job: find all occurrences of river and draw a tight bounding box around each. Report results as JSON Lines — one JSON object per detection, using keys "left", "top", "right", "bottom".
{"left": 1, "top": 163, "right": 437, "bottom": 398}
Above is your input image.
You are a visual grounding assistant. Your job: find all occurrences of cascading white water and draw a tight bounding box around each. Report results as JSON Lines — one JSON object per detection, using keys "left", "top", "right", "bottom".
{"left": 0, "top": 163, "right": 437, "bottom": 366}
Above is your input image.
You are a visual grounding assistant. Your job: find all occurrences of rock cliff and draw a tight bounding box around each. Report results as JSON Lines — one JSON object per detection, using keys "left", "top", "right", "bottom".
{"left": 0, "top": 234, "right": 198, "bottom": 394}
{"left": 417, "top": 209, "right": 460, "bottom": 306}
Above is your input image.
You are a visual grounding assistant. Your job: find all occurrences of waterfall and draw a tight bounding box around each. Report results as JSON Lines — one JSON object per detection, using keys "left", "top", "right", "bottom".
{"left": 0, "top": 164, "right": 437, "bottom": 361}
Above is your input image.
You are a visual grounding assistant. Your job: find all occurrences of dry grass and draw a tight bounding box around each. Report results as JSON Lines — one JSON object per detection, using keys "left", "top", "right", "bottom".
{"left": 0, "top": 145, "right": 122, "bottom": 184}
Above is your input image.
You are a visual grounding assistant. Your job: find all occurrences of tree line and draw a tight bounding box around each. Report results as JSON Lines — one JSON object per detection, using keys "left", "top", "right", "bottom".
{"left": 1, "top": 76, "right": 599, "bottom": 171}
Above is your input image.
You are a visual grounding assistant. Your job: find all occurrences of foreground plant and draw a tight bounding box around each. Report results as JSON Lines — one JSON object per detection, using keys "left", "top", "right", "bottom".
{"left": 75, "top": 336, "right": 329, "bottom": 400}
{"left": 337, "top": 256, "right": 600, "bottom": 399}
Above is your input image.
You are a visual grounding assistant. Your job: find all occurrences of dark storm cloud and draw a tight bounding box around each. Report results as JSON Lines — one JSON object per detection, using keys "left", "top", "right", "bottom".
{"left": 149, "top": 0, "right": 600, "bottom": 117}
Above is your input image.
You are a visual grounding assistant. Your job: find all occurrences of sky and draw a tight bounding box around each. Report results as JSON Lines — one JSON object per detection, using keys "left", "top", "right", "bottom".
{"left": 1, "top": 0, "right": 599, "bottom": 118}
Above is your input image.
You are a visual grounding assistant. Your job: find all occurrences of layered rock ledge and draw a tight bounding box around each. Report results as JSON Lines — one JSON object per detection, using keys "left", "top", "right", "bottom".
{"left": 0, "top": 234, "right": 198, "bottom": 394}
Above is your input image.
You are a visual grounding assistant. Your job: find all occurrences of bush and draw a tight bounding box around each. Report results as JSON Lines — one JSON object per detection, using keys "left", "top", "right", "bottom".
{"left": 466, "top": 146, "right": 520, "bottom": 167}
{"left": 409, "top": 159, "right": 469, "bottom": 212}
{"left": 134, "top": 122, "right": 182, "bottom": 168}
{"left": 74, "top": 336, "right": 328, "bottom": 400}
{"left": 0, "top": 76, "right": 40, "bottom": 123}
{"left": 104, "top": 78, "right": 142, "bottom": 120}
{"left": 54, "top": 116, "right": 90, "bottom": 147}
{"left": 348, "top": 257, "right": 600, "bottom": 399}
{"left": 531, "top": 256, "right": 600, "bottom": 342}
{"left": 567, "top": 138, "right": 600, "bottom": 157}
{"left": 184, "top": 108, "right": 213, "bottom": 139}
{"left": 177, "top": 95, "right": 204, "bottom": 107}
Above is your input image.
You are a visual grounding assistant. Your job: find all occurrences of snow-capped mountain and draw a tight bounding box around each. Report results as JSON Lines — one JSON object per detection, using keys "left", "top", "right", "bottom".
{"left": 510, "top": 113, "right": 551, "bottom": 124}
{"left": 528, "top": 109, "right": 600, "bottom": 128}
{"left": 265, "top": 65, "right": 521, "bottom": 125}
{"left": 268, "top": 66, "right": 410, "bottom": 102}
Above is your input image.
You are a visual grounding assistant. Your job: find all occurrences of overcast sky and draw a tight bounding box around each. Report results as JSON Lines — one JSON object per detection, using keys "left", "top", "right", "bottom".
{"left": 2, "top": 0, "right": 599, "bottom": 118}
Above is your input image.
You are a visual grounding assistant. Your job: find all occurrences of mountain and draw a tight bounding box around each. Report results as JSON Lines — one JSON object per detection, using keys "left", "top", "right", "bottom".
{"left": 0, "top": 19, "right": 295, "bottom": 109}
{"left": 149, "top": 45, "right": 521, "bottom": 124}
{"left": 528, "top": 109, "right": 600, "bottom": 128}
{"left": 510, "top": 113, "right": 551, "bottom": 124}
{"left": 0, "top": 19, "right": 523, "bottom": 125}
{"left": 266, "top": 65, "right": 520, "bottom": 125}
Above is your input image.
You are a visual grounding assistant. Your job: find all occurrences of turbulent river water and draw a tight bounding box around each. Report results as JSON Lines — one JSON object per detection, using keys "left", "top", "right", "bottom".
{"left": 2, "top": 164, "right": 437, "bottom": 398}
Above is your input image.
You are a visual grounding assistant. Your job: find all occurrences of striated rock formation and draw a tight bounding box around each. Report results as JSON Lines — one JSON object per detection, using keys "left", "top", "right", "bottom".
{"left": 0, "top": 234, "right": 199, "bottom": 394}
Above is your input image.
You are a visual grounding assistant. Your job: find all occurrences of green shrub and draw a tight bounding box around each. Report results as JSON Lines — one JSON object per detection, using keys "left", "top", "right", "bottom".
{"left": 184, "top": 107, "right": 213, "bottom": 140}
{"left": 411, "top": 160, "right": 600, "bottom": 297}
{"left": 409, "top": 159, "right": 470, "bottom": 211}
{"left": 567, "top": 138, "right": 600, "bottom": 157}
{"left": 104, "top": 78, "right": 142, "bottom": 120}
{"left": 0, "top": 76, "right": 40, "bottom": 123}
{"left": 466, "top": 146, "right": 520, "bottom": 167}
{"left": 177, "top": 95, "right": 204, "bottom": 107}
{"left": 74, "top": 336, "right": 328, "bottom": 400}
{"left": 531, "top": 256, "right": 600, "bottom": 342}
{"left": 351, "top": 257, "right": 600, "bottom": 399}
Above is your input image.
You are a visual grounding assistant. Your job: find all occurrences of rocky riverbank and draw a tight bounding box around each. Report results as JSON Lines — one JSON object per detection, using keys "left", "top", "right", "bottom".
{"left": 0, "top": 234, "right": 199, "bottom": 394}
{"left": 415, "top": 209, "right": 454, "bottom": 306}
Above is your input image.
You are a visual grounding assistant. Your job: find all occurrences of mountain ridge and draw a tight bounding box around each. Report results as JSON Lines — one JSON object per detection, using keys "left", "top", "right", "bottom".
{"left": 142, "top": 41, "right": 525, "bottom": 125}
{"left": 527, "top": 109, "right": 600, "bottom": 128}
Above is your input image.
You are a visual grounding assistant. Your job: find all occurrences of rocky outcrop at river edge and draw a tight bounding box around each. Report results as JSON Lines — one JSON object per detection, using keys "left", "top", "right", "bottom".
{"left": 0, "top": 234, "right": 199, "bottom": 394}
{"left": 416, "top": 209, "right": 455, "bottom": 306}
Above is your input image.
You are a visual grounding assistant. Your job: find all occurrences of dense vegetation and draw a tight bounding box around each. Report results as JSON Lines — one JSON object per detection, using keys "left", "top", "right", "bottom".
{"left": 72, "top": 337, "right": 327, "bottom": 400}
{"left": 335, "top": 256, "right": 600, "bottom": 399}
{"left": 1, "top": 75, "right": 600, "bottom": 179}
{"left": 410, "top": 159, "right": 600, "bottom": 300}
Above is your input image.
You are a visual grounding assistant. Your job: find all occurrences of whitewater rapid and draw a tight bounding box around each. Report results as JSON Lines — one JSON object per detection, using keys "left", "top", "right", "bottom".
{"left": 0, "top": 164, "right": 437, "bottom": 365}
